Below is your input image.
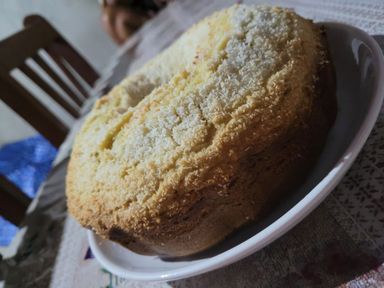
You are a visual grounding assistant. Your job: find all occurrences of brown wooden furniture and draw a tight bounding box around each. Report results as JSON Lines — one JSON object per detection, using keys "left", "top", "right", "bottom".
{"left": 0, "top": 175, "right": 31, "bottom": 226}
{"left": 0, "top": 15, "right": 99, "bottom": 226}
{"left": 0, "top": 14, "right": 99, "bottom": 147}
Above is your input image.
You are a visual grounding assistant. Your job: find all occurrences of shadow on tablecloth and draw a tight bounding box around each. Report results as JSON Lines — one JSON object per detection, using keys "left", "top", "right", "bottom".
{"left": 167, "top": 205, "right": 380, "bottom": 288}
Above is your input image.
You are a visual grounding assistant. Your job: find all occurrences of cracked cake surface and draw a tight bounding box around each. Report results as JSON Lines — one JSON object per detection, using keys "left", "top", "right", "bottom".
{"left": 66, "top": 5, "right": 335, "bottom": 256}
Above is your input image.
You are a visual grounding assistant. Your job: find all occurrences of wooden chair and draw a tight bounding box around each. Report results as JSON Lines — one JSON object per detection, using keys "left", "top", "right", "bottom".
{"left": 0, "top": 15, "right": 99, "bottom": 226}
{"left": 0, "top": 175, "right": 31, "bottom": 226}
{"left": 0, "top": 14, "right": 99, "bottom": 147}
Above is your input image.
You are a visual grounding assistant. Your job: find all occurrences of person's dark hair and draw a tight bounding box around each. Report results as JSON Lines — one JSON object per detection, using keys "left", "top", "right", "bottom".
{"left": 102, "top": 0, "right": 170, "bottom": 14}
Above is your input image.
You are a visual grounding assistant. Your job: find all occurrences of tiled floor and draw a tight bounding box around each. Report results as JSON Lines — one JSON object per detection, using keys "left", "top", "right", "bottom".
{"left": 0, "top": 0, "right": 117, "bottom": 146}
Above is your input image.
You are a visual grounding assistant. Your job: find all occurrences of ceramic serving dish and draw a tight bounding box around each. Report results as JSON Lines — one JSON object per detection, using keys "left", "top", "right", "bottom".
{"left": 88, "top": 22, "right": 384, "bottom": 281}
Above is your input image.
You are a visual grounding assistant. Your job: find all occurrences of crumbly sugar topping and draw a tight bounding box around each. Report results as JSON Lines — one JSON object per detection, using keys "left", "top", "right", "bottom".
{"left": 67, "top": 5, "right": 321, "bottom": 229}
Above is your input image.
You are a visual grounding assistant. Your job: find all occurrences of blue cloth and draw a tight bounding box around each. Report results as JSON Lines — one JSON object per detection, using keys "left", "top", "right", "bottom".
{"left": 0, "top": 218, "right": 18, "bottom": 246}
{"left": 0, "top": 135, "right": 57, "bottom": 246}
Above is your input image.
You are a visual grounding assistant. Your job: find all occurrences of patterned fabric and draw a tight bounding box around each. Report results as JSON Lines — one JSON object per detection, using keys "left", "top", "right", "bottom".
{"left": 0, "top": 135, "right": 57, "bottom": 199}
{"left": 0, "top": 218, "right": 18, "bottom": 247}
{"left": 0, "top": 135, "right": 57, "bottom": 246}
{"left": 326, "top": 110, "right": 384, "bottom": 254}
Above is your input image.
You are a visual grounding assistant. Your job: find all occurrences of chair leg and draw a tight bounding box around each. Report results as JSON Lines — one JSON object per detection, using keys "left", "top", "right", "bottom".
{"left": 0, "top": 175, "right": 31, "bottom": 226}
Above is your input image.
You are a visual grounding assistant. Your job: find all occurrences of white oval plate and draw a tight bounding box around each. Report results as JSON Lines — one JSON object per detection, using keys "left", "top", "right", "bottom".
{"left": 88, "top": 22, "right": 384, "bottom": 281}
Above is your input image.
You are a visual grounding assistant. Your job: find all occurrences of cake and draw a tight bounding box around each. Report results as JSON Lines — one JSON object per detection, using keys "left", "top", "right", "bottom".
{"left": 66, "top": 5, "right": 336, "bottom": 256}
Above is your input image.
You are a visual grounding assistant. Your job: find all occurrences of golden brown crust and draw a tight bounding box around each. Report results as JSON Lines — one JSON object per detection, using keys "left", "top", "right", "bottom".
{"left": 66, "top": 5, "right": 335, "bottom": 256}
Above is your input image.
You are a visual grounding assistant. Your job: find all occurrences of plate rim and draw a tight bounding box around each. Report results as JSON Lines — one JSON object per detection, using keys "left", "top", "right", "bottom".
{"left": 88, "top": 22, "right": 384, "bottom": 281}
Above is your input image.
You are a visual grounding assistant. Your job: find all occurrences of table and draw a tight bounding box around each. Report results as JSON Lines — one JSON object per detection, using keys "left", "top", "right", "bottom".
{"left": 1, "top": 0, "right": 384, "bottom": 287}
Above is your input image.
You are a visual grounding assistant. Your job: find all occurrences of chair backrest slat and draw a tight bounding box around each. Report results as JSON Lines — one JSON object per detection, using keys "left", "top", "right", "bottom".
{"left": 18, "top": 63, "right": 81, "bottom": 118}
{"left": 0, "top": 74, "right": 68, "bottom": 147}
{"left": 32, "top": 53, "right": 85, "bottom": 106}
{"left": 0, "top": 19, "right": 58, "bottom": 72}
{"left": 47, "top": 40, "right": 99, "bottom": 87}
{"left": 46, "top": 46, "right": 90, "bottom": 99}
{"left": 0, "top": 175, "right": 31, "bottom": 226}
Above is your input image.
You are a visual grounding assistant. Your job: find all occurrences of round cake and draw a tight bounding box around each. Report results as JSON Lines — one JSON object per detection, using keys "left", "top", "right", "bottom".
{"left": 66, "top": 5, "right": 336, "bottom": 257}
